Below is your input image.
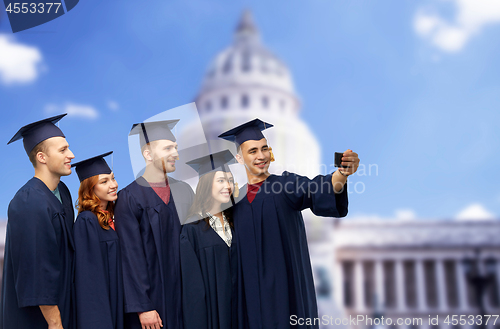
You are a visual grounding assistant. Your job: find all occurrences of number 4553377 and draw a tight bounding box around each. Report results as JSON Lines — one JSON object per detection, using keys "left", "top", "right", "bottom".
{"left": 5, "top": 3, "right": 62, "bottom": 14}
{"left": 444, "top": 315, "right": 499, "bottom": 326}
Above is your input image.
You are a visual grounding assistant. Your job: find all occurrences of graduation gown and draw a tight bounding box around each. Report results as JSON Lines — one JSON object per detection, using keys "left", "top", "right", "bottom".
{"left": 74, "top": 211, "right": 124, "bottom": 329}
{"left": 114, "top": 176, "right": 194, "bottom": 329}
{"left": 0, "top": 177, "right": 75, "bottom": 329}
{"left": 180, "top": 218, "right": 238, "bottom": 329}
{"left": 233, "top": 172, "right": 348, "bottom": 329}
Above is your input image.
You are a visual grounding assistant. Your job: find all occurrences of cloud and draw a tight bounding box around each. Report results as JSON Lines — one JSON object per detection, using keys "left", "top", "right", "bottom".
{"left": 0, "top": 34, "right": 43, "bottom": 85}
{"left": 45, "top": 102, "right": 99, "bottom": 119}
{"left": 347, "top": 209, "right": 418, "bottom": 222}
{"left": 455, "top": 203, "right": 496, "bottom": 221}
{"left": 346, "top": 213, "right": 385, "bottom": 221}
{"left": 395, "top": 209, "right": 417, "bottom": 220}
{"left": 0, "top": 220, "right": 6, "bottom": 245}
{"left": 414, "top": 0, "right": 500, "bottom": 53}
{"left": 107, "top": 100, "right": 119, "bottom": 111}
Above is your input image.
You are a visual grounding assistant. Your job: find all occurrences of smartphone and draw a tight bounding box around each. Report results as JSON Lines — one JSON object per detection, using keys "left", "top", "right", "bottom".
{"left": 334, "top": 152, "right": 349, "bottom": 168}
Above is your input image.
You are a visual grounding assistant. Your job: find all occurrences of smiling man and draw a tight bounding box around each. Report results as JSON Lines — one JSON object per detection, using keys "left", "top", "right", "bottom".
{"left": 219, "top": 118, "right": 360, "bottom": 329}
{"left": 114, "top": 120, "right": 194, "bottom": 329}
{"left": 1, "top": 114, "right": 76, "bottom": 329}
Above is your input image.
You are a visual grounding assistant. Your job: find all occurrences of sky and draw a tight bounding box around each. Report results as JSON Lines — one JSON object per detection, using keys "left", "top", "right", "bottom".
{"left": 0, "top": 0, "right": 499, "bottom": 222}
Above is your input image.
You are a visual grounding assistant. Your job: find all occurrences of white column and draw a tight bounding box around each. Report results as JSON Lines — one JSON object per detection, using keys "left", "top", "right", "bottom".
{"left": 355, "top": 260, "right": 365, "bottom": 312}
{"left": 481, "top": 259, "right": 490, "bottom": 313}
{"left": 496, "top": 259, "right": 500, "bottom": 311}
{"left": 395, "top": 259, "right": 407, "bottom": 312}
{"left": 455, "top": 258, "right": 469, "bottom": 311}
{"left": 415, "top": 259, "right": 427, "bottom": 311}
{"left": 435, "top": 259, "right": 448, "bottom": 311}
{"left": 334, "top": 260, "right": 344, "bottom": 309}
{"left": 375, "top": 259, "right": 385, "bottom": 311}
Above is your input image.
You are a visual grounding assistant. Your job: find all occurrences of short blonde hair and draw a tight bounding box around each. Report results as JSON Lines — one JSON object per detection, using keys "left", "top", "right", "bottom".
{"left": 141, "top": 141, "right": 159, "bottom": 160}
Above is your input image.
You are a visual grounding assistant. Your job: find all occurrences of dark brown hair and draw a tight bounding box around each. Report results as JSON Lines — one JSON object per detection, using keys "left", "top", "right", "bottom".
{"left": 76, "top": 175, "right": 115, "bottom": 230}
{"left": 187, "top": 171, "right": 235, "bottom": 228}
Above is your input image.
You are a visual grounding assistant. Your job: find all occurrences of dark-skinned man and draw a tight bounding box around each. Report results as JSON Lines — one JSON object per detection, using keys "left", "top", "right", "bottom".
{"left": 219, "top": 118, "right": 360, "bottom": 329}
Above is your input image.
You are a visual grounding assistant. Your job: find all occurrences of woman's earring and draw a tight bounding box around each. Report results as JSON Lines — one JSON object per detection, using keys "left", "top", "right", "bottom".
{"left": 269, "top": 147, "right": 275, "bottom": 162}
{"left": 233, "top": 182, "right": 239, "bottom": 198}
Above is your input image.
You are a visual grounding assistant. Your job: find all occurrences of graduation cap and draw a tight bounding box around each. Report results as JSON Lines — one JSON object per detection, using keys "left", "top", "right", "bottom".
{"left": 7, "top": 113, "right": 67, "bottom": 155}
{"left": 218, "top": 118, "right": 275, "bottom": 162}
{"left": 129, "top": 119, "right": 179, "bottom": 148}
{"left": 218, "top": 118, "right": 273, "bottom": 146}
{"left": 71, "top": 151, "right": 113, "bottom": 182}
{"left": 186, "top": 150, "right": 237, "bottom": 177}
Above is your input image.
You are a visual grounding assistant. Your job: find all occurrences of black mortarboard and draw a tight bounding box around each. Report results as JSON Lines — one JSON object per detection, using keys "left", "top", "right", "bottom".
{"left": 129, "top": 120, "right": 179, "bottom": 148}
{"left": 218, "top": 118, "right": 273, "bottom": 146}
{"left": 71, "top": 151, "right": 113, "bottom": 182}
{"left": 186, "top": 150, "right": 236, "bottom": 177}
{"left": 8, "top": 113, "right": 67, "bottom": 155}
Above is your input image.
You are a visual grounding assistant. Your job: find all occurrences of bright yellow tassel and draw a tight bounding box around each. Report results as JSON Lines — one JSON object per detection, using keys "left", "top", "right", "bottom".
{"left": 233, "top": 182, "right": 239, "bottom": 198}
{"left": 269, "top": 147, "right": 275, "bottom": 162}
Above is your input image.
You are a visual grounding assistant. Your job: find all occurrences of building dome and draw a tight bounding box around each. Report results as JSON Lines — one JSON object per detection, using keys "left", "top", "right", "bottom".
{"left": 188, "top": 11, "right": 321, "bottom": 180}
{"left": 196, "top": 10, "right": 299, "bottom": 116}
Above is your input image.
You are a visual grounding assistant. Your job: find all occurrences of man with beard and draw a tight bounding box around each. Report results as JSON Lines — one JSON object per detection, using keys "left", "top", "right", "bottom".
{"left": 115, "top": 120, "right": 194, "bottom": 329}
{"left": 1, "top": 114, "right": 76, "bottom": 329}
{"left": 218, "top": 118, "right": 360, "bottom": 329}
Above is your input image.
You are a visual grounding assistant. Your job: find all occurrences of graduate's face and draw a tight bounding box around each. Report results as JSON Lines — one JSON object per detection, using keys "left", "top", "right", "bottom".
{"left": 147, "top": 140, "right": 179, "bottom": 174}
{"left": 237, "top": 138, "right": 271, "bottom": 176}
{"left": 211, "top": 171, "right": 234, "bottom": 205}
{"left": 93, "top": 172, "right": 118, "bottom": 204}
{"left": 42, "top": 137, "right": 75, "bottom": 176}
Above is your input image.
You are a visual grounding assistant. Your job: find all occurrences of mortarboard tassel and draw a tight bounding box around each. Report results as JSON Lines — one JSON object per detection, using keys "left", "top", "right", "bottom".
{"left": 269, "top": 147, "right": 275, "bottom": 162}
{"left": 233, "top": 182, "right": 239, "bottom": 198}
{"left": 262, "top": 121, "right": 275, "bottom": 162}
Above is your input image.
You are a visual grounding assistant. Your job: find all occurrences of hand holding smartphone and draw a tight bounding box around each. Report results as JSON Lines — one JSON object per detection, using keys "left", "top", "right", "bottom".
{"left": 334, "top": 152, "right": 350, "bottom": 168}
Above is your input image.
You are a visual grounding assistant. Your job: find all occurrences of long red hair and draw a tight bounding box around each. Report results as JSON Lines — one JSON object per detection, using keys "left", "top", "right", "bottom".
{"left": 76, "top": 175, "right": 115, "bottom": 230}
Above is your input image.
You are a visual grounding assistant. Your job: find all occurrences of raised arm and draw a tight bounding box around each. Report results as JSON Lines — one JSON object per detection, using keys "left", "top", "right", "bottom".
{"left": 331, "top": 149, "right": 360, "bottom": 193}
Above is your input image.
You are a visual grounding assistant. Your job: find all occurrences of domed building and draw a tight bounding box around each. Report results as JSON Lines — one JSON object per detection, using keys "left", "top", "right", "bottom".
{"left": 190, "top": 10, "right": 322, "bottom": 181}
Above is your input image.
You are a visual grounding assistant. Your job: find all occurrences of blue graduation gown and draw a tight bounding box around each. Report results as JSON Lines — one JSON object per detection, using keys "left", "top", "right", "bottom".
{"left": 0, "top": 177, "right": 75, "bottom": 329}
{"left": 180, "top": 218, "right": 238, "bottom": 329}
{"left": 74, "top": 211, "right": 124, "bottom": 329}
{"left": 114, "top": 176, "right": 194, "bottom": 329}
{"left": 233, "top": 172, "right": 348, "bottom": 329}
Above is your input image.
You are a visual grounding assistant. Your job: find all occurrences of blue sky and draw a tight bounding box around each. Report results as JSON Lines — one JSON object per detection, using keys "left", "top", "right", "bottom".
{"left": 0, "top": 0, "right": 499, "bottom": 221}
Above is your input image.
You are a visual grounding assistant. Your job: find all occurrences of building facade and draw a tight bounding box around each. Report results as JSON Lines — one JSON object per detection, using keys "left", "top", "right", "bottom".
{"left": 330, "top": 220, "right": 500, "bottom": 329}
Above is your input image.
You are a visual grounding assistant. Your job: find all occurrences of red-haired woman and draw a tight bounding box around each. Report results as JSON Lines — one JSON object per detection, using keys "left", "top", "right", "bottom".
{"left": 72, "top": 152, "right": 124, "bottom": 329}
{"left": 180, "top": 150, "right": 238, "bottom": 329}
